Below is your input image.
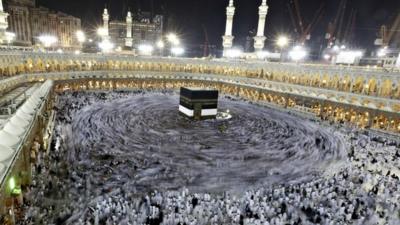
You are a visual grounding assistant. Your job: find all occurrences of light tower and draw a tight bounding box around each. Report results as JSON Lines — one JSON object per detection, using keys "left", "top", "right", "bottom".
{"left": 254, "top": 0, "right": 268, "bottom": 52}
{"left": 222, "top": 0, "right": 235, "bottom": 57}
{"left": 102, "top": 7, "right": 110, "bottom": 40}
{"left": 125, "top": 11, "right": 133, "bottom": 48}
{"left": 0, "top": 0, "right": 9, "bottom": 44}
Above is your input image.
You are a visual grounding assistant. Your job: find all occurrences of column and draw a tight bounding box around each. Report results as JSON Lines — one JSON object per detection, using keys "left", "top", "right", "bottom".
{"left": 253, "top": 0, "right": 268, "bottom": 52}
{"left": 125, "top": 11, "right": 133, "bottom": 48}
{"left": 102, "top": 7, "right": 110, "bottom": 40}
{"left": 21, "top": 12, "right": 26, "bottom": 42}
{"left": 0, "top": 0, "right": 8, "bottom": 43}
{"left": 222, "top": 0, "right": 235, "bottom": 57}
{"left": 17, "top": 14, "right": 21, "bottom": 42}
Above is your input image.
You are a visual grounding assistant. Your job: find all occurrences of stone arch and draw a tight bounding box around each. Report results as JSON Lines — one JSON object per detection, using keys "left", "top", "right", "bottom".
{"left": 379, "top": 79, "right": 393, "bottom": 97}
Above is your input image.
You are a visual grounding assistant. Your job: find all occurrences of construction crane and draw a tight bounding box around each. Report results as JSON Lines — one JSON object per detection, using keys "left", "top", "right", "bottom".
{"left": 343, "top": 9, "right": 357, "bottom": 46}
{"left": 325, "top": 0, "right": 347, "bottom": 46}
{"left": 375, "top": 13, "right": 400, "bottom": 47}
{"left": 201, "top": 24, "right": 210, "bottom": 57}
{"left": 287, "top": 0, "right": 325, "bottom": 45}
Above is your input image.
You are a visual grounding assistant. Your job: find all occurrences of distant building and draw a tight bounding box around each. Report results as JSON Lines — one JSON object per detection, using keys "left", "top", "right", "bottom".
{"left": 0, "top": 0, "right": 9, "bottom": 43}
{"left": 109, "top": 20, "right": 126, "bottom": 49}
{"left": 6, "top": 0, "right": 31, "bottom": 45}
{"left": 8, "top": 0, "right": 34, "bottom": 7}
{"left": 30, "top": 7, "right": 81, "bottom": 49}
{"left": 5, "top": 0, "right": 81, "bottom": 49}
{"left": 105, "top": 8, "right": 163, "bottom": 50}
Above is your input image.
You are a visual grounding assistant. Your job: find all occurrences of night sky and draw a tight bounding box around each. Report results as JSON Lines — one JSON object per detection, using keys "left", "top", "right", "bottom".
{"left": 36, "top": 0, "right": 400, "bottom": 51}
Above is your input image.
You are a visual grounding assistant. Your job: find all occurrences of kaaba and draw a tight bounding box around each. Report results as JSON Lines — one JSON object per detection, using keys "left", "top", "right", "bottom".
{"left": 179, "top": 87, "right": 219, "bottom": 120}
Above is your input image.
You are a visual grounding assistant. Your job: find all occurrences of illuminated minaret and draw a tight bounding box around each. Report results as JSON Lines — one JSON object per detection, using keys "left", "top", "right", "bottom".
{"left": 125, "top": 11, "right": 133, "bottom": 48}
{"left": 254, "top": 0, "right": 268, "bottom": 52}
{"left": 102, "top": 7, "right": 110, "bottom": 39}
{"left": 222, "top": 0, "right": 235, "bottom": 57}
{"left": 0, "top": 0, "right": 9, "bottom": 43}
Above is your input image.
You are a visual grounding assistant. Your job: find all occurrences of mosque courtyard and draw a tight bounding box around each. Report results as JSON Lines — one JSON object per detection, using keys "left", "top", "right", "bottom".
{"left": 18, "top": 90, "right": 400, "bottom": 225}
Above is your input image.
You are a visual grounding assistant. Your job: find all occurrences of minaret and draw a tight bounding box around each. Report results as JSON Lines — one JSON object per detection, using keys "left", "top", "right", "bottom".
{"left": 254, "top": 0, "right": 268, "bottom": 52}
{"left": 0, "top": 0, "right": 9, "bottom": 43}
{"left": 102, "top": 7, "right": 110, "bottom": 39}
{"left": 125, "top": 11, "right": 133, "bottom": 48}
{"left": 222, "top": 0, "right": 235, "bottom": 57}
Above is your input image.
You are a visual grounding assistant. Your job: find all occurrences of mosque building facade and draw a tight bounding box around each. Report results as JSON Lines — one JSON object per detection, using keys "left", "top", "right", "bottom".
{"left": 104, "top": 8, "right": 163, "bottom": 51}
{"left": 4, "top": 0, "right": 81, "bottom": 49}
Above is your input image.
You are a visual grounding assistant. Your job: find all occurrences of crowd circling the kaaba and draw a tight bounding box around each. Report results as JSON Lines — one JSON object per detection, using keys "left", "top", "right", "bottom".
{"left": 16, "top": 91, "right": 400, "bottom": 225}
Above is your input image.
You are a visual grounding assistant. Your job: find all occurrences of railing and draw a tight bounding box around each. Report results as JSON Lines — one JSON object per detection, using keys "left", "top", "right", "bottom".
{"left": 0, "top": 75, "right": 27, "bottom": 92}
{"left": 0, "top": 52, "right": 398, "bottom": 78}
{"left": 23, "top": 70, "right": 400, "bottom": 114}
{"left": 1, "top": 69, "right": 399, "bottom": 113}
{"left": 0, "top": 80, "right": 53, "bottom": 192}
{"left": 0, "top": 53, "right": 398, "bottom": 106}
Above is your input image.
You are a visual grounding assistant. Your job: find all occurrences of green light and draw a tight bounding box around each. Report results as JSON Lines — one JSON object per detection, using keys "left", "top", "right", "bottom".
{"left": 12, "top": 188, "right": 22, "bottom": 195}
{"left": 9, "top": 177, "right": 15, "bottom": 191}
